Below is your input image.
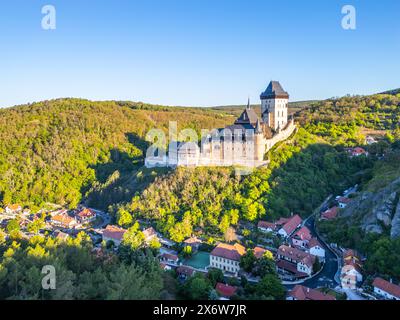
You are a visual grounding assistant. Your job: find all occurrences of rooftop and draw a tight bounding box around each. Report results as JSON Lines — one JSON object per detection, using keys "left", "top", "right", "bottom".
{"left": 373, "top": 277, "right": 400, "bottom": 298}
{"left": 260, "top": 81, "right": 289, "bottom": 99}
{"left": 289, "top": 285, "right": 336, "bottom": 301}
{"left": 211, "top": 243, "right": 246, "bottom": 261}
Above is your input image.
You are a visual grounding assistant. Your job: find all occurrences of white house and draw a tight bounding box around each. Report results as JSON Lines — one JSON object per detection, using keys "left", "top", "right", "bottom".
{"left": 372, "top": 277, "right": 400, "bottom": 300}
{"left": 277, "top": 214, "right": 302, "bottom": 238}
{"left": 277, "top": 245, "right": 316, "bottom": 277}
{"left": 340, "top": 263, "right": 363, "bottom": 289}
{"left": 257, "top": 220, "right": 276, "bottom": 233}
{"left": 210, "top": 243, "right": 246, "bottom": 276}
{"left": 308, "top": 238, "right": 325, "bottom": 262}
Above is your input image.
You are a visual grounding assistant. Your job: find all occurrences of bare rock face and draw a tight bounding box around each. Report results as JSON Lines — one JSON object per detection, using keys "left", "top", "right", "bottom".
{"left": 391, "top": 201, "right": 400, "bottom": 239}
{"left": 374, "top": 192, "right": 396, "bottom": 226}
{"left": 339, "top": 177, "right": 400, "bottom": 236}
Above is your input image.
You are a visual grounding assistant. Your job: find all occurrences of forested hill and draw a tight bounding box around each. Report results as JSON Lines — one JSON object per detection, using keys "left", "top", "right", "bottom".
{"left": 0, "top": 98, "right": 233, "bottom": 210}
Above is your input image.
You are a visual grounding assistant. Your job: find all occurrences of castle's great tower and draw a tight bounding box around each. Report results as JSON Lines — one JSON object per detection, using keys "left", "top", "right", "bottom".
{"left": 254, "top": 119, "right": 265, "bottom": 162}
{"left": 260, "top": 81, "right": 289, "bottom": 131}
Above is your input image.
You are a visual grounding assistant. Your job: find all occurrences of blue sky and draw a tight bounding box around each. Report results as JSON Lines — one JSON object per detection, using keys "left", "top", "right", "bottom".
{"left": 0, "top": 0, "right": 399, "bottom": 108}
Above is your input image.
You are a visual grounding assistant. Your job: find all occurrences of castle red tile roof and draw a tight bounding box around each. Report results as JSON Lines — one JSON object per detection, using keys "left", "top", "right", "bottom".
{"left": 215, "top": 283, "right": 237, "bottom": 298}
{"left": 211, "top": 243, "right": 246, "bottom": 261}
{"left": 289, "top": 285, "right": 336, "bottom": 301}
{"left": 372, "top": 277, "right": 400, "bottom": 298}
{"left": 176, "top": 266, "right": 195, "bottom": 277}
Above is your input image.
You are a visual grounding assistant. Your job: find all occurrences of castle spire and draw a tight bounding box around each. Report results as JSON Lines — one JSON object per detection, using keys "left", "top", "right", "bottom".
{"left": 247, "top": 97, "right": 251, "bottom": 109}
{"left": 255, "top": 118, "right": 263, "bottom": 134}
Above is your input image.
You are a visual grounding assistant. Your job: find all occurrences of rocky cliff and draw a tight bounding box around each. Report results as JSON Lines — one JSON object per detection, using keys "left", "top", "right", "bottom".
{"left": 339, "top": 177, "right": 400, "bottom": 238}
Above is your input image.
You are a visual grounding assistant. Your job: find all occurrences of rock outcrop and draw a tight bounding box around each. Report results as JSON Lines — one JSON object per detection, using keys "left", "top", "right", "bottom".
{"left": 339, "top": 177, "right": 400, "bottom": 238}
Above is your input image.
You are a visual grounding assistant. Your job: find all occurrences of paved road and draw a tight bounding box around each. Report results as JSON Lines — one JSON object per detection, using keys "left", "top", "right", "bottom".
{"left": 284, "top": 216, "right": 339, "bottom": 290}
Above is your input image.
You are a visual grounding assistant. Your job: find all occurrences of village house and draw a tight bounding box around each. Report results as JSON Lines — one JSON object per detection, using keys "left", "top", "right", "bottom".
{"left": 143, "top": 227, "right": 158, "bottom": 244}
{"left": 291, "top": 226, "right": 312, "bottom": 248}
{"left": 340, "top": 250, "right": 363, "bottom": 289}
{"left": 257, "top": 220, "right": 276, "bottom": 233}
{"left": 307, "top": 238, "right": 325, "bottom": 262}
{"left": 277, "top": 214, "right": 302, "bottom": 238}
{"left": 215, "top": 283, "right": 238, "bottom": 300}
{"left": 209, "top": 243, "right": 246, "bottom": 276}
{"left": 176, "top": 266, "right": 196, "bottom": 280}
{"left": 159, "top": 252, "right": 179, "bottom": 266}
{"left": 276, "top": 245, "right": 316, "bottom": 277}
{"left": 365, "top": 136, "right": 377, "bottom": 145}
{"left": 75, "top": 208, "right": 97, "bottom": 224}
{"left": 288, "top": 285, "right": 335, "bottom": 301}
{"left": 183, "top": 236, "right": 202, "bottom": 252}
{"left": 321, "top": 206, "right": 338, "bottom": 220}
{"left": 160, "top": 262, "right": 172, "bottom": 271}
{"left": 347, "top": 147, "right": 368, "bottom": 157}
{"left": 50, "top": 213, "right": 77, "bottom": 229}
{"left": 337, "top": 197, "right": 351, "bottom": 209}
{"left": 5, "top": 204, "right": 22, "bottom": 215}
{"left": 340, "top": 263, "right": 363, "bottom": 289}
{"left": 102, "top": 225, "right": 127, "bottom": 246}
{"left": 253, "top": 246, "right": 271, "bottom": 259}
{"left": 372, "top": 277, "right": 400, "bottom": 300}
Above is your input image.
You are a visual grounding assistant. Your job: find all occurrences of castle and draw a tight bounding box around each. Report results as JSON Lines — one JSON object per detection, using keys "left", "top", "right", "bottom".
{"left": 145, "top": 81, "right": 296, "bottom": 168}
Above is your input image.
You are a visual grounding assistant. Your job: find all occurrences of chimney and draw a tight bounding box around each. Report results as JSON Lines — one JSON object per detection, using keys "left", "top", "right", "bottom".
{"left": 307, "top": 288, "right": 310, "bottom": 293}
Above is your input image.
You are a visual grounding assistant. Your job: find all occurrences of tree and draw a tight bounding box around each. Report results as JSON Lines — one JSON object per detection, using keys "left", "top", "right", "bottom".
{"left": 122, "top": 222, "right": 145, "bottom": 250}
{"left": 255, "top": 274, "right": 286, "bottom": 300}
{"left": 182, "top": 245, "right": 192, "bottom": 257}
{"left": 27, "top": 219, "right": 45, "bottom": 234}
{"left": 313, "top": 258, "right": 321, "bottom": 274}
{"left": 181, "top": 274, "right": 212, "bottom": 300}
{"left": 116, "top": 208, "right": 133, "bottom": 227}
{"left": 224, "top": 227, "right": 238, "bottom": 242}
{"left": 6, "top": 219, "right": 20, "bottom": 233}
{"left": 240, "top": 250, "right": 257, "bottom": 273}
{"left": 207, "top": 268, "right": 224, "bottom": 287}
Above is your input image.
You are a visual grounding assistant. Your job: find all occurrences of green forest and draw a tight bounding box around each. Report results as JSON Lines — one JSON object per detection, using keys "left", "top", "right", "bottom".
{"left": 1, "top": 91, "right": 400, "bottom": 298}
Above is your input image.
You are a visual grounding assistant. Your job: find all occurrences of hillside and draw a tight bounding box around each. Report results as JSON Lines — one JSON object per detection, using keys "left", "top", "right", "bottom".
{"left": 0, "top": 98, "right": 234, "bottom": 210}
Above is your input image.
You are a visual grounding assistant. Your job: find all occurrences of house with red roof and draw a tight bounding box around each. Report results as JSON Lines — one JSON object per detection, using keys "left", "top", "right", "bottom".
{"left": 75, "top": 208, "right": 96, "bottom": 224}
{"left": 277, "top": 245, "right": 316, "bottom": 277}
{"left": 288, "top": 285, "right": 335, "bottom": 301}
{"left": 102, "top": 225, "right": 127, "bottom": 246}
{"left": 50, "top": 213, "right": 77, "bottom": 229}
{"left": 337, "top": 197, "right": 351, "bottom": 209}
{"left": 257, "top": 220, "right": 276, "bottom": 233}
{"left": 143, "top": 227, "right": 158, "bottom": 244}
{"left": 372, "top": 277, "right": 400, "bottom": 300}
{"left": 253, "top": 246, "right": 272, "bottom": 259}
{"left": 5, "top": 204, "right": 22, "bottom": 215}
{"left": 348, "top": 147, "right": 368, "bottom": 157}
{"left": 176, "top": 266, "right": 196, "bottom": 280}
{"left": 321, "top": 206, "right": 338, "bottom": 220}
{"left": 291, "top": 226, "right": 312, "bottom": 248}
{"left": 210, "top": 243, "right": 246, "bottom": 275}
{"left": 277, "top": 214, "right": 302, "bottom": 238}
{"left": 308, "top": 238, "right": 325, "bottom": 262}
{"left": 215, "top": 283, "right": 237, "bottom": 299}
{"left": 160, "top": 252, "right": 179, "bottom": 266}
